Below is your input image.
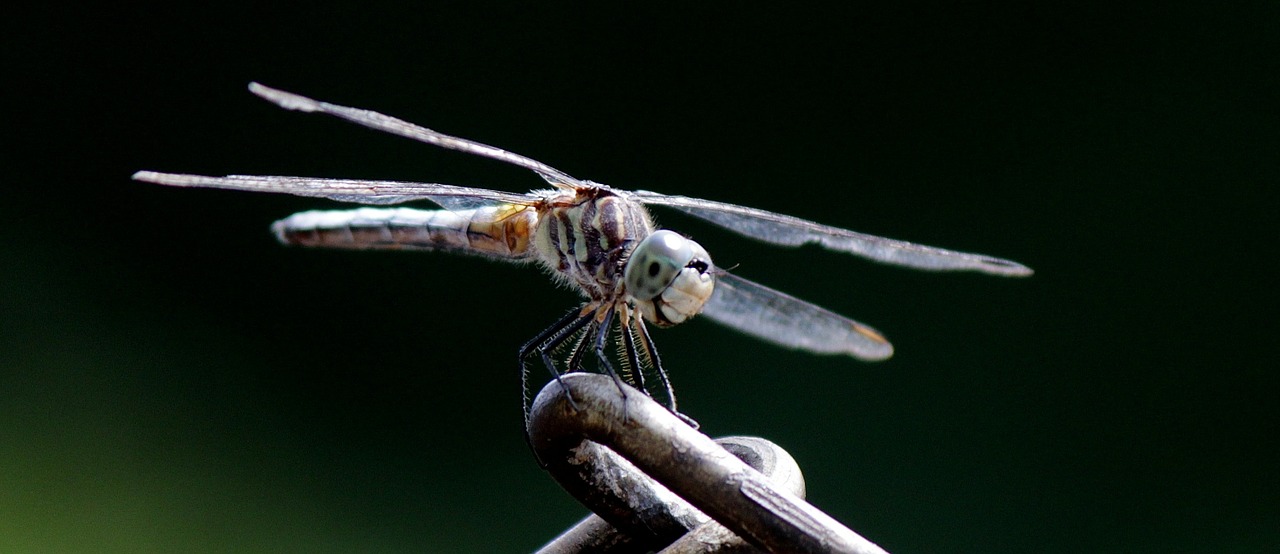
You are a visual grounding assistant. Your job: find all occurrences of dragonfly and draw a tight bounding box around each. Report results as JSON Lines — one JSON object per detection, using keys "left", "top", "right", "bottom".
{"left": 135, "top": 83, "right": 1032, "bottom": 420}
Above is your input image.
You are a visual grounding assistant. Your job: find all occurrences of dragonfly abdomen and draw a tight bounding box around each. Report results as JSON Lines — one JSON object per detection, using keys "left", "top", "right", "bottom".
{"left": 273, "top": 205, "right": 536, "bottom": 260}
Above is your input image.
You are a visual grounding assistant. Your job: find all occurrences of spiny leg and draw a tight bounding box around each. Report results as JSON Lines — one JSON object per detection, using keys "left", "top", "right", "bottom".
{"left": 565, "top": 320, "right": 597, "bottom": 375}
{"left": 592, "top": 308, "right": 632, "bottom": 404}
{"left": 633, "top": 317, "right": 676, "bottom": 412}
{"left": 618, "top": 314, "right": 649, "bottom": 395}
{"left": 519, "top": 307, "right": 594, "bottom": 419}
{"left": 535, "top": 316, "right": 594, "bottom": 406}
{"left": 519, "top": 307, "right": 591, "bottom": 381}
{"left": 633, "top": 316, "right": 696, "bottom": 428}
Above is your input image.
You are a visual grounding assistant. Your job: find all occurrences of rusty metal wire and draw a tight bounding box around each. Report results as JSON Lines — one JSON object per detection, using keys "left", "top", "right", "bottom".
{"left": 529, "top": 373, "right": 890, "bottom": 554}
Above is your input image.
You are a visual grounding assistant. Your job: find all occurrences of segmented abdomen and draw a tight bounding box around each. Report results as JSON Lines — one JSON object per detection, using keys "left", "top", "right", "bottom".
{"left": 272, "top": 205, "right": 537, "bottom": 261}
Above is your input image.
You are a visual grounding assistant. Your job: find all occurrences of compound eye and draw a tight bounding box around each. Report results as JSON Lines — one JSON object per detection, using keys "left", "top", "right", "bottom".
{"left": 625, "top": 230, "right": 694, "bottom": 300}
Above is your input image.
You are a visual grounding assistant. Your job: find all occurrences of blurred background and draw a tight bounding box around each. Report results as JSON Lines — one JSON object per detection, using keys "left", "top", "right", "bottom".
{"left": 3, "top": 2, "right": 1276, "bottom": 552}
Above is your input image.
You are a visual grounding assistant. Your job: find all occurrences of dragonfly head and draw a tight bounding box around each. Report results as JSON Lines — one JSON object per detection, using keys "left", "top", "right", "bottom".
{"left": 624, "top": 230, "right": 716, "bottom": 327}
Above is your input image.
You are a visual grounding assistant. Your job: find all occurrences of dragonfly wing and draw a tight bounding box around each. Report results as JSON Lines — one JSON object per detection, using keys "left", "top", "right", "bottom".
{"left": 132, "top": 171, "right": 536, "bottom": 208}
{"left": 700, "top": 272, "right": 894, "bottom": 360}
{"left": 632, "top": 191, "right": 1032, "bottom": 277}
{"left": 247, "top": 83, "right": 584, "bottom": 188}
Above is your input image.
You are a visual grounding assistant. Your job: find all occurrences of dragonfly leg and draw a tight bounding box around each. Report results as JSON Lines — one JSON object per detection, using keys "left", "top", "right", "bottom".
{"left": 618, "top": 315, "right": 648, "bottom": 396}
{"left": 634, "top": 316, "right": 698, "bottom": 429}
{"left": 564, "top": 320, "right": 596, "bottom": 375}
{"left": 633, "top": 317, "right": 674, "bottom": 410}
{"left": 519, "top": 307, "right": 594, "bottom": 419}
{"left": 592, "top": 308, "right": 632, "bottom": 406}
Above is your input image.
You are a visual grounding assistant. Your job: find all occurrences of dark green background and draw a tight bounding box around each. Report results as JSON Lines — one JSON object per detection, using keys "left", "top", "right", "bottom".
{"left": 5, "top": 2, "right": 1276, "bottom": 552}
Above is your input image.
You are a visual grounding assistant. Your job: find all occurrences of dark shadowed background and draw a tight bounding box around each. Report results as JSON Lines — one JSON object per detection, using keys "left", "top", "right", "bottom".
{"left": 4, "top": 2, "right": 1276, "bottom": 552}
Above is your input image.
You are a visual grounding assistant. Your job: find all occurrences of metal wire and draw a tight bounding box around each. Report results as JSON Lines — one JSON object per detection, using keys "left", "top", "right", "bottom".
{"left": 528, "top": 373, "right": 890, "bottom": 554}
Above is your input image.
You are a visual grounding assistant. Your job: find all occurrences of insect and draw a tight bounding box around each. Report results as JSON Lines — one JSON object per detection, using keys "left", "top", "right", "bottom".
{"left": 135, "top": 83, "right": 1032, "bottom": 419}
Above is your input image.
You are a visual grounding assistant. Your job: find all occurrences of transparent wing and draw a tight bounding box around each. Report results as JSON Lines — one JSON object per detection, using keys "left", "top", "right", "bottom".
{"left": 700, "top": 272, "right": 894, "bottom": 360}
{"left": 132, "top": 171, "right": 537, "bottom": 208}
{"left": 247, "top": 83, "right": 585, "bottom": 187}
{"left": 632, "top": 191, "right": 1032, "bottom": 277}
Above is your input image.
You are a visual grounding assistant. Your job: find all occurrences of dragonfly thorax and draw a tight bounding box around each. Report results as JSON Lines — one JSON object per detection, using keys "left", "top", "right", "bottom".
{"left": 624, "top": 230, "right": 716, "bottom": 327}
{"left": 532, "top": 187, "right": 656, "bottom": 301}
